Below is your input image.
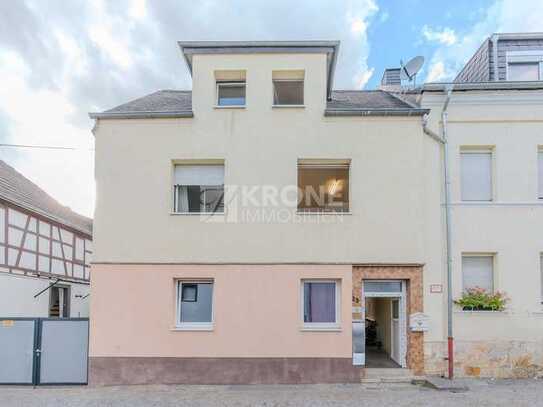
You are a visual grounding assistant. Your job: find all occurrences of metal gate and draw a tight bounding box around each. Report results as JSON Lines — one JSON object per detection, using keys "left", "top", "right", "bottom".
{"left": 0, "top": 318, "right": 89, "bottom": 385}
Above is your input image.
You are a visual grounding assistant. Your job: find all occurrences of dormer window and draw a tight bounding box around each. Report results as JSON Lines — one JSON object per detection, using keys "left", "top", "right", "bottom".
{"left": 272, "top": 70, "right": 304, "bottom": 106}
{"left": 215, "top": 70, "right": 246, "bottom": 107}
{"left": 506, "top": 51, "right": 543, "bottom": 81}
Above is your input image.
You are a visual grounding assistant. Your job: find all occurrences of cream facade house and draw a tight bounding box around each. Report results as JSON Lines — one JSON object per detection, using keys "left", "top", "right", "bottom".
{"left": 89, "top": 36, "right": 543, "bottom": 385}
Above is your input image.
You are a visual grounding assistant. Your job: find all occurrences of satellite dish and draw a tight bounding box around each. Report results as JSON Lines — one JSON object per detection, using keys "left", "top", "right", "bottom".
{"left": 400, "top": 56, "right": 425, "bottom": 82}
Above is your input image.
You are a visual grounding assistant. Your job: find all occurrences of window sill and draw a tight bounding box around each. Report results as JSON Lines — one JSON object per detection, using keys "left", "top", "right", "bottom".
{"left": 272, "top": 104, "right": 305, "bottom": 109}
{"left": 296, "top": 211, "right": 352, "bottom": 215}
{"left": 214, "top": 105, "right": 246, "bottom": 109}
{"left": 171, "top": 324, "right": 214, "bottom": 331}
{"left": 454, "top": 310, "right": 508, "bottom": 315}
{"left": 300, "top": 325, "right": 342, "bottom": 332}
{"left": 170, "top": 212, "right": 225, "bottom": 216}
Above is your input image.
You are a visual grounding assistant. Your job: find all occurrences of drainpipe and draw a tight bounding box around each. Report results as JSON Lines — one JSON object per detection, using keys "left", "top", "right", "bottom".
{"left": 422, "top": 84, "right": 454, "bottom": 379}
{"left": 491, "top": 34, "right": 499, "bottom": 81}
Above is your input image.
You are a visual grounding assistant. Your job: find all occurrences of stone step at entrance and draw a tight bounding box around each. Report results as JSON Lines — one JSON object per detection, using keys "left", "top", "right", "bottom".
{"left": 361, "top": 368, "right": 425, "bottom": 384}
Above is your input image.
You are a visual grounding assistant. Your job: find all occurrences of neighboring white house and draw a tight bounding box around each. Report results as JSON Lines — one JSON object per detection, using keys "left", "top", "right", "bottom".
{"left": 0, "top": 160, "right": 92, "bottom": 318}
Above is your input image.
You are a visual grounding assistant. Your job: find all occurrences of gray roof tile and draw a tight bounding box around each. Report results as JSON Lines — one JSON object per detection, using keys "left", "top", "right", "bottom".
{"left": 103, "top": 90, "right": 192, "bottom": 114}
{"left": 0, "top": 160, "right": 92, "bottom": 235}
{"left": 326, "top": 90, "right": 415, "bottom": 109}
{"left": 95, "top": 89, "right": 423, "bottom": 118}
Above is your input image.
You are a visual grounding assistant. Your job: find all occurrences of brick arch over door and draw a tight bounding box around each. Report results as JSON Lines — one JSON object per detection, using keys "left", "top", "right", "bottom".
{"left": 352, "top": 264, "right": 424, "bottom": 375}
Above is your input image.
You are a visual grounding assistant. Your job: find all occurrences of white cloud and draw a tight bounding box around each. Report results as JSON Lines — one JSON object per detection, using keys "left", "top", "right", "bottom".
{"left": 0, "top": 51, "right": 95, "bottom": 217}
{"left": 421, "top": 25, "right": 457, "bottom": 46}
{"left": 344, "top": 0, "right": 379, "bottom": 88}
{"left": 354, "top": 68, "right": 375, "bottom": 88}
{"left": 426, "top": 61, "right": 447, "bottom": 82}
{"left": 424, "top": 0, "right": 543, "bottom": 83}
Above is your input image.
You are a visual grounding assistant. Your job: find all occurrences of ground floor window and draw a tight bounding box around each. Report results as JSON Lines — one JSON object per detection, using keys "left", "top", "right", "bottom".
{"left": 176, "top": 281, "right": 213, "bottom": 328}
{"left": 302, "top": 280, "right": 339, "bottom": 329}
{"left": 462, "top": 255, "right": 494, "bottom": 293}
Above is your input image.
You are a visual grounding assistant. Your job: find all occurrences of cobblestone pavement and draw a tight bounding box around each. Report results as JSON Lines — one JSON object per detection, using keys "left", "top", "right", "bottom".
{"left": 1, "top": 379, "right": 542, "bottom": 407}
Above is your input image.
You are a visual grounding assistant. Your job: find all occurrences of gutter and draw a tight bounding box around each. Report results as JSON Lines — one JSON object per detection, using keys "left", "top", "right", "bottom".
{"left": 324, "top": 108, "right": 429, "bottom": 117}
{"left": 423, "top": 81, "right": 543, "bottom": 92}
{"left": 88, "top": 111, "right": 194, "bottom": 120}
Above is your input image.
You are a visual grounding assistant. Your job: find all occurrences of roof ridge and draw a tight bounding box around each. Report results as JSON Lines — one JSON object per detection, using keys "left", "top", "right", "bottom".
{"left": 0, "top": 160, "right": 92, "bottom": 234}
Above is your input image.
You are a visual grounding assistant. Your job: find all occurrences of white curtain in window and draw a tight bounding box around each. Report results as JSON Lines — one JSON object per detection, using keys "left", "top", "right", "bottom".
{"left": 176, "top": 186, "right": 189, "bottom": 212}
{"left": 462, "top": 256, "right": 493, "bottom": 292}
{"left": 174, "top": 165, "right": 224, "bottom": 186}
{"left": 461, "top": 152, "right": 492, "bottom": 201}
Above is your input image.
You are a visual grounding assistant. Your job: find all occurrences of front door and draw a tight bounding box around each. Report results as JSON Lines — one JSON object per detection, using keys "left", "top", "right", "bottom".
{"left": 391, "top": 299, "right": 400, "bottom": 364}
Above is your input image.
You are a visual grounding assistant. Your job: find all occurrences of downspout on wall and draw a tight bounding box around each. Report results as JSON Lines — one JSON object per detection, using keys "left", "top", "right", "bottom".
{"left": 491, "top": 34, "right": 500, "bottom": 81}
{"left": 422, "top": 84, "right": 454, "bottom": 379}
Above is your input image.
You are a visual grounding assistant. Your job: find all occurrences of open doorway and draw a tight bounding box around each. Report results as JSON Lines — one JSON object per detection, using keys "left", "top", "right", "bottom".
{"left": 363, "top": 280, "right": 406, "bottom": 368}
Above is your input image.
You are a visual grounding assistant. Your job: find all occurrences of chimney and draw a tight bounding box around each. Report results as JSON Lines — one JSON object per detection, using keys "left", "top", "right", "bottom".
{"left": 380, "top": 68, "right": 401, "bottom": 91}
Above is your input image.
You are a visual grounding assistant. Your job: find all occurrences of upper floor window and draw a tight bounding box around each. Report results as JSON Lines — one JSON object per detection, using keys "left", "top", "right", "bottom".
{"left": 460, "top": 148, "right": 493, "bottom": 201}
{"left": 508, "top": 63, "right": 540, "bottom": 81}
{"left": 297, "top": 160, "right": 350, "bottom": 213}
{"left": 173, "top": 163, "right": 224, "bottom": 214}
{"left": 215, "top": 70, "right": 246, "bottom": 107}
{"left": 217, "top": 82, "right": 246, "bottom": 106}
{"left": 273, "top": 70, "right": 304, "bottom": 106}
{"left": 507, "top": 51, "right": 543, "bottom": 81}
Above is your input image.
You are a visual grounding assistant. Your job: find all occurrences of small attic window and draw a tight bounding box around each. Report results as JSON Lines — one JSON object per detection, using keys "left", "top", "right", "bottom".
{"left": 273, "top": 70, "right": 305, "bottom": 106}
{"left": 215, "top": 70, "right": 246, "bottom": 107}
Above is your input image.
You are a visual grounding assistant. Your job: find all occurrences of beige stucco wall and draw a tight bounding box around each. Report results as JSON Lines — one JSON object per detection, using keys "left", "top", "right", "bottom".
{"left": 90, "top": 264, "right": 352, "bottom": 357}
{"left": 421, "top": 90, "right": 543, "bottom": 376}
{"left": 93, "top": 53, "right": 438, "bottom": 266}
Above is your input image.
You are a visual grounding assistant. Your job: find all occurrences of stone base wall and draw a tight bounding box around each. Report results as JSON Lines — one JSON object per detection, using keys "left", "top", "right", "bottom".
{"left": 425, "top": 340, "right": 543, "bottom": 378}
{"left": 89, "top": 357, "right": 361, "bottom": 386}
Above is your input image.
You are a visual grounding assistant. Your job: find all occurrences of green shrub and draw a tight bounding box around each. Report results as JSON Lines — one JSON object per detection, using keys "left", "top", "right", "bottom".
{"left": 454, "top": 287, "right": 509, "bottom": 311}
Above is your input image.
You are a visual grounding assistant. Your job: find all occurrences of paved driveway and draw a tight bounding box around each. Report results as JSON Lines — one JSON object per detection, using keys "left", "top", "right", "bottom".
{"left": 1, "top": 379, "right": 542, "bottom": 406}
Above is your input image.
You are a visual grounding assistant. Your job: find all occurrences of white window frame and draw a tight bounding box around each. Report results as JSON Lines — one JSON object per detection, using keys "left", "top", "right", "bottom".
{"left": 216, "top": 81, "right": 246, "bottom": 108}
{"left": 506, "top": 51, "right": 543, "bottom": 81}
{"left": 300, "top": 279, "right": 341, "bottom": 331}
{"left": 296, "top": 159, "right": 351, "bottom": 214}
{"left": 172, "top": 163, "right": 225, "bottom": 215}
{"left": 272, "top": 79, "right": 305, "bottom": 107}
{"left": 175, "top": 280, "right": 214, "bottom": 331}
{"left": 461, "top": 254, "right": 495, "bottom": 294}
{"left": 460, "top": 148, "right": 494, "bottom": 202}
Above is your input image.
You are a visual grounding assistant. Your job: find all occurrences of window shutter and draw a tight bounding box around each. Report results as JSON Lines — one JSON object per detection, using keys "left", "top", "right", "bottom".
{"left": 174, "top": 165, "right": 224, "bottom": 186}
{"left": 461, "top": 152, "right": 492, "bottom": 201}
{"left": 462, "top": 256, "right": 493, "bottom": 292}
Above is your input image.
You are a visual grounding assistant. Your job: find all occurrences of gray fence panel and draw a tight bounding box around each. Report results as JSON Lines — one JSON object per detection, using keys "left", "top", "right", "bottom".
{"left": 0, "top": 320, "right": 35, "bottom": 384}
{"left": 39, "top": 319, "right": 88, "bottom": 384}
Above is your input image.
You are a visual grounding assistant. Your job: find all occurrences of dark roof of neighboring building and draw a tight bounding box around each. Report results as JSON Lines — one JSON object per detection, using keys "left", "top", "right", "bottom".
{"left": 90, "top": 89, "right": 427, "bottom": 119}
{"left": 0, "top": 160, "right": 92, "bottom": 236}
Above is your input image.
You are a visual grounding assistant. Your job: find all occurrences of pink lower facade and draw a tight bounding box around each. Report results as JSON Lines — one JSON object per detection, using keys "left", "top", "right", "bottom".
{"left": 90, "top": 264, "right": 361, "bottom": 385}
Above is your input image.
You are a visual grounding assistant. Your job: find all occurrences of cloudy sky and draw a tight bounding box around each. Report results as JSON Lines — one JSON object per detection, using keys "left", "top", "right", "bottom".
{"left": 0, "top": 0, "right": 541, "bottom": 218}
